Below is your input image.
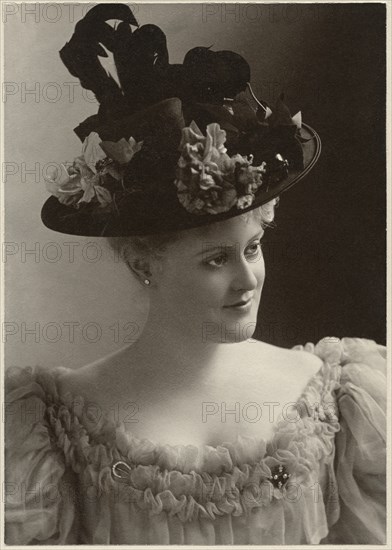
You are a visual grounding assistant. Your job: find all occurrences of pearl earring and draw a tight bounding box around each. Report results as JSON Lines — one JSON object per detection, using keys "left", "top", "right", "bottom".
{"left": 143, "top": 278, "right": 150, "bottom": 285}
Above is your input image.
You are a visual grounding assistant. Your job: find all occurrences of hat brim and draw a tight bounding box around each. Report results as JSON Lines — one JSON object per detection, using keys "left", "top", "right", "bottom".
{"left": 41, "top": 122, "right": 321, "bottom": 237}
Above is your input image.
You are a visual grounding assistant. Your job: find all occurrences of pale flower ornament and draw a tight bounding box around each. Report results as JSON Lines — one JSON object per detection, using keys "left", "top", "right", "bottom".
{"left": 76, "top": 170, "right": 113, "bottom": 209}
{"left": 46, "top": 132, "right": 143, "bottom": 210}
{"left": 82, "top": 132, "right": 106, "bottom": 173}
{"left": 236, "top": 194, "right": 254, "bottom": 210}
{"left": 175, "top": 122, "right": 267, "bottom": 215}
{"left": 100, "top": 137, "right": 143, "bottom": 165}
{"left": 44, "top": 164, "right": 82, "bottom": 206}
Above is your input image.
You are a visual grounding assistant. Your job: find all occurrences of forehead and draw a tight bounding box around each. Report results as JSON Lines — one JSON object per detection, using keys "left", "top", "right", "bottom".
{"left": 173, "top": 215, "right": 264, "bottom": 253}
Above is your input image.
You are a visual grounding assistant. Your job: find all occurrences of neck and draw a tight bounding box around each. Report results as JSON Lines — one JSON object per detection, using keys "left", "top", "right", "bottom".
{"left": 130, "top": 304, "right": 230, "bottom": 390}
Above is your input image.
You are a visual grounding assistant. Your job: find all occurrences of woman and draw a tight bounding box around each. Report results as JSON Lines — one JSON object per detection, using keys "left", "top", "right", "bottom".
{"left": 5, "top": 4, "right": 386, "bottom": 545}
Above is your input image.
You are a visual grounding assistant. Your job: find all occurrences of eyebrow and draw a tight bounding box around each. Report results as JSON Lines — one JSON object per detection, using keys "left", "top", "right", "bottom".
{"left": 196, "top": 230, "right": 265, "bottom": 257}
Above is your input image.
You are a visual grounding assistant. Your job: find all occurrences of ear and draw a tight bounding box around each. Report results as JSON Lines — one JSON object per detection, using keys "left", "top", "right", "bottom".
{"left": 126, "top": 257, "right": 153, "bottom": 282}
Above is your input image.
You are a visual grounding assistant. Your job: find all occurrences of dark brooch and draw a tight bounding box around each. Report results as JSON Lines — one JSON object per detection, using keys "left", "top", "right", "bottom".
{"left": 269, "top": 464, "right": 291, "bottom": 490}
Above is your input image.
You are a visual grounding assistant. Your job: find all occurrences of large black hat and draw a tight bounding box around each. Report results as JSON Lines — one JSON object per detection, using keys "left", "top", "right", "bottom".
{"left": 41, "top": 4, "right": 321, "bottom": 237}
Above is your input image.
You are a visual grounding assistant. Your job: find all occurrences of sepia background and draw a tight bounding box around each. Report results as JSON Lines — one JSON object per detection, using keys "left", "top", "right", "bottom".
{"left": 4, "top": 2, "right": 386, "bottom": 369}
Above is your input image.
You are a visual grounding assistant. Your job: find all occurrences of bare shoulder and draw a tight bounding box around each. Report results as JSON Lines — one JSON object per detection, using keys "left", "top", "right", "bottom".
{"left": 237, "top": 339, "right": 323, "bottom": 377}
{"left": 214, "top": 340, "right": 324, "bottom": 418}
{"left": 57, "top": 345, "right": 136, "bottom": 405}
{"left": 244, "top": 339, "right": 322, "bottom": 370}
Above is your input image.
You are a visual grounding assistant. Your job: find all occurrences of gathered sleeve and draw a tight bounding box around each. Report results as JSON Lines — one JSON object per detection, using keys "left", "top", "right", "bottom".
{"left": 4, "top": 366, "right": 78, "bottom": 545}
{"left": 317, "top": 338, "right": 387, "bottom": 544}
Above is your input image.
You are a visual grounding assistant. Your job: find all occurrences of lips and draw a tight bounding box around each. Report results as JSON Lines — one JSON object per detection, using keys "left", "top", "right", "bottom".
{"left": 224, "top": 297, "right": 252, "bottom": 308}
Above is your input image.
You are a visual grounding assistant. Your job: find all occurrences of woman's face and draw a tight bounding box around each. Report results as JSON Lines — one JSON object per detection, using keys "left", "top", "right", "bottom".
{"left": 150, "top": 214, "right": 266, "bottom": 343}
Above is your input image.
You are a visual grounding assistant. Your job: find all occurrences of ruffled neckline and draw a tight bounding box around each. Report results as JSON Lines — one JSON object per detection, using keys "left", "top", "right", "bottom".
{"left": 6, "top": 337, "right": 351, "bottom": 476}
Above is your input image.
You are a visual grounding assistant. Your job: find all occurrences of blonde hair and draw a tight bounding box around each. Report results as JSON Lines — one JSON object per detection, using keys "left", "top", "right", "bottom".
{"left": 107, "top": 198, "right": 279, "bottom": 265}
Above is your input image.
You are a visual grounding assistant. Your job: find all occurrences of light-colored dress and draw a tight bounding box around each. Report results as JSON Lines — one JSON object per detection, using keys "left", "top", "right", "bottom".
{"left": 4, "top": 337, "right": 386, "bottom": 545}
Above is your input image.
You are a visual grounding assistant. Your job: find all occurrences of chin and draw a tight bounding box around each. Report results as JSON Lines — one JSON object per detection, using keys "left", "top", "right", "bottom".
{"left": 229, "top": 318, "right": 257, "bottom": 343}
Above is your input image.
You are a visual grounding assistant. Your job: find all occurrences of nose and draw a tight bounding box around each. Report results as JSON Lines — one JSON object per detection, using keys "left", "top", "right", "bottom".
{"left": 230, "top": 256, "right": 260, "bottom": 292}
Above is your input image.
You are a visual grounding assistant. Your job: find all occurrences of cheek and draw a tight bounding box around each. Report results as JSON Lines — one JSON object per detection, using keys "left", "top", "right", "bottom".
{"left": 159, "top": 266, "right": 225, "bottom": 311}
{"left": 249, "top": 254, "right": 266, "bottom": 288}
{"left": 158, "top": 264, "right": 206, "bottom": 306}
{"left": 257, "top": 256, "right": 266, "bottom": 284}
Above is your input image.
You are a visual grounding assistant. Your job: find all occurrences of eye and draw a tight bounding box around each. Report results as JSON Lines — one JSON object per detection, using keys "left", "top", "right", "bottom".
{"left": 245, "top": 240, "right": 263, "bottom": 259}
{"left": 205, "top": 253, "right": 228, "bottom": 268}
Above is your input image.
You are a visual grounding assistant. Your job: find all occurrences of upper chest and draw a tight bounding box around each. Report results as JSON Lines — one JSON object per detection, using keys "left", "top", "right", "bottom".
{"left": 128, "top": 354, "right": 322, "bottom": 445}
{"left": 59, "top": 346, "right": 323, "bottom": 447}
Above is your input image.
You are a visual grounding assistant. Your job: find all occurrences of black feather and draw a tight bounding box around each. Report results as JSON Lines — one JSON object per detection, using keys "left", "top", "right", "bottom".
{"left": 113, "top": 25, "right": 170, "bottom": 112}
{"left": 60, "top": 4, "right": 139, "bottom": 120}
{"left": 60, "top": 4, "right": 252, "bottom": 137}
